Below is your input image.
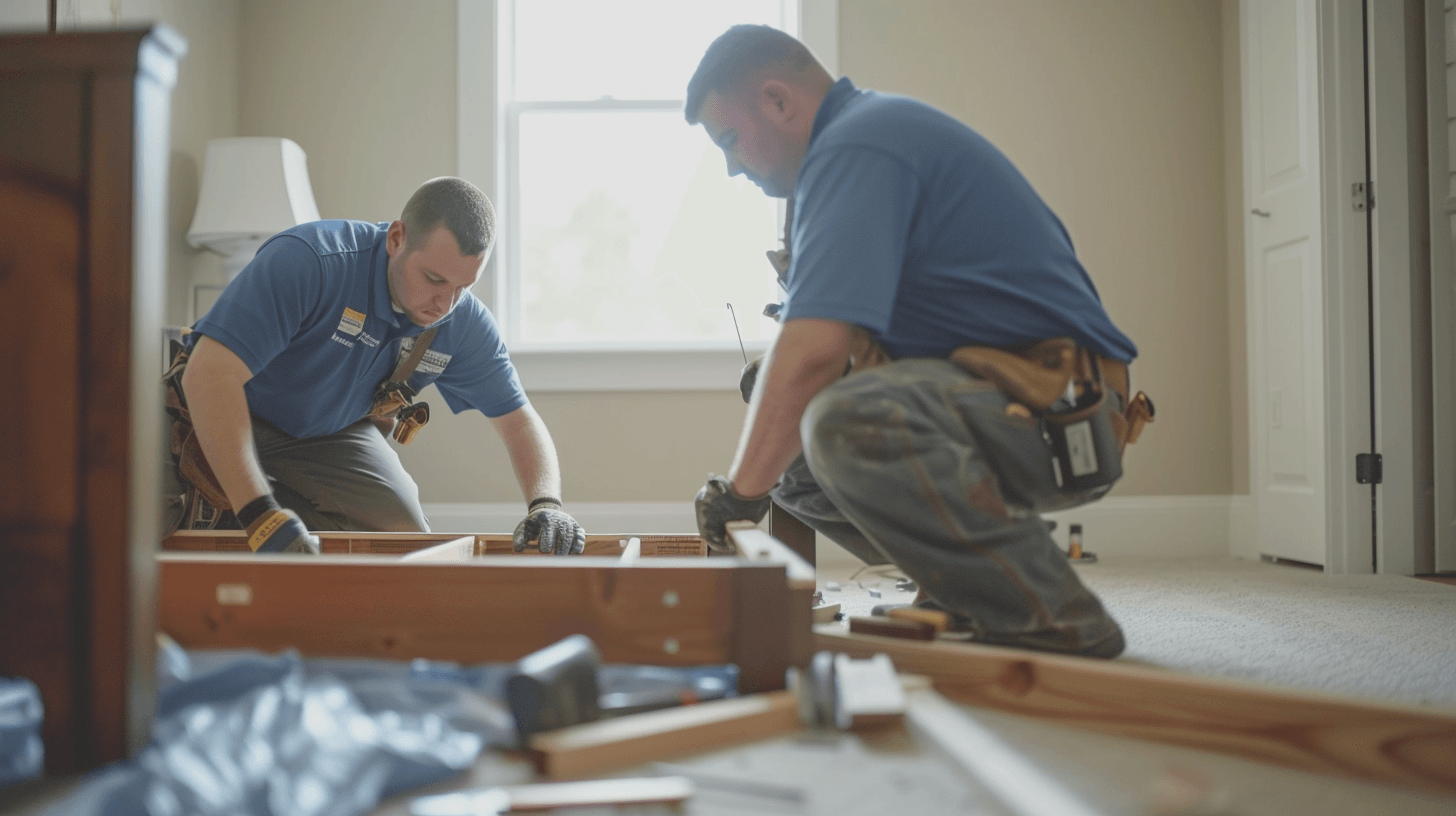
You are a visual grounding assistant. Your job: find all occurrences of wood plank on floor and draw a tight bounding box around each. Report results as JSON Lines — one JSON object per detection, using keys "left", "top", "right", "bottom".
{"left": 816, "top": 627, "right": 1456, "bottom": 797}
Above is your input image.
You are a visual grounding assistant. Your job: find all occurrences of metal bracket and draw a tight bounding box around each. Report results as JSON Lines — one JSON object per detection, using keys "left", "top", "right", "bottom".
{"left": 1355, "top": 453, "right": 1383, "bottom": 485}
{"left": 1352, "top": 181, "right": 1374, "bottom": 212}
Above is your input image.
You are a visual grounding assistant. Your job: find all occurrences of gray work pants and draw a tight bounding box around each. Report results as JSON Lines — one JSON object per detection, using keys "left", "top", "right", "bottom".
{"left": 164, "top": 416, "right": 430, "bottom": 533}
{"left": 772, "top": 358, "right": 1125, "bottom": 658}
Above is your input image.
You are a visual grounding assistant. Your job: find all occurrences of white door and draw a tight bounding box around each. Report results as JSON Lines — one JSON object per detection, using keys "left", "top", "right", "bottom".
{"left": 1242, "top": 0, "right": 1327, "bottom": 565}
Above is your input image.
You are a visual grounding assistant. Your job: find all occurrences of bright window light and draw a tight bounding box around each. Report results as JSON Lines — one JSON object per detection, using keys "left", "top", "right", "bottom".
{"left": 499, "top": 0, "right": 796, "bottom": 350}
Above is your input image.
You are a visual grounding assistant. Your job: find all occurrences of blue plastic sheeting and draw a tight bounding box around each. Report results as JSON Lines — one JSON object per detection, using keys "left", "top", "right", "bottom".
{"left": 37, "top": 643, "right": 738, "bottom": 816}
{"left": 42, "top": 651, "right": 500, "bottom": 816}
{"left": 0, "top": 677, "right": 44, "bottom": 787}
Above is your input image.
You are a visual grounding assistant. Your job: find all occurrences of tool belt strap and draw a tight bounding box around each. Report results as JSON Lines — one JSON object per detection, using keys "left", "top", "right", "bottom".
{"left": 948, "top": 337, "right": 1154, "bottom": 453}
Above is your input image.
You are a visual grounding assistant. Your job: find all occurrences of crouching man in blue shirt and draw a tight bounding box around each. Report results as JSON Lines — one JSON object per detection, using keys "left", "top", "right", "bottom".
{"left": 688, "top": 26, "right": 1153, "bottom": 658}
{"left": 167, "top": 177, "right": 584, "bottom": 556}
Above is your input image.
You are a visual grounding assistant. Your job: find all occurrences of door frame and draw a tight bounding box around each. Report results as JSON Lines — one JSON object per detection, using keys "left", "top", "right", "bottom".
{"left": 1308, "top": 0, "right": 1431, "bottom": 575}
{"left": 1424, "top": 0, "right": 1456, "bottom": 573}
{"left": 1310, "top": 0, "right": 1373, "bottom": 574}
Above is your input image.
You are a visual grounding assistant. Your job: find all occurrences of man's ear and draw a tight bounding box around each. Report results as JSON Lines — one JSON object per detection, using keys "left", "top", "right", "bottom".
{"left": 386, "top": 220, "right": 406, "bottom": 257}
{"left": 759, "top": 80, "right": 795, "bottom": 124}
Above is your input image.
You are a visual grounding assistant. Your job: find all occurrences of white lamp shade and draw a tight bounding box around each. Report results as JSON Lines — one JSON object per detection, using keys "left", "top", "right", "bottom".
{"left": 186, "top": 137, "right": 322, "bottom": 254}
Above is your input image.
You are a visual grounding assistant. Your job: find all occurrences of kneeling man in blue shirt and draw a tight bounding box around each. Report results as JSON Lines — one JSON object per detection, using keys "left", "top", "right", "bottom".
{"left": 169, "top": 177, "right": 584, "bottom": 556}
{"left": 689, "top": 26, "right": 1152, "bottom": 658}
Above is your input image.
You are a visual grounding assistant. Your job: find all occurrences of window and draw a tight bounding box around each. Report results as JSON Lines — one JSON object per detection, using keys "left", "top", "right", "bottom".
{"left": 458, "top": 0, "right": 837, "bottom": 389}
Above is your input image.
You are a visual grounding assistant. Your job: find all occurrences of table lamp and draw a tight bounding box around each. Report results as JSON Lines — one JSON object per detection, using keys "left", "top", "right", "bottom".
{"left": 186, "top": 137, "right": 321, "bottom": 281}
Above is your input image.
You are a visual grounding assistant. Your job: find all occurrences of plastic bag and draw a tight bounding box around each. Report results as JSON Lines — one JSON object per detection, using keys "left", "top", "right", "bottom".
{"left": 0, "top": 677, "right": 43, "bottom": 787}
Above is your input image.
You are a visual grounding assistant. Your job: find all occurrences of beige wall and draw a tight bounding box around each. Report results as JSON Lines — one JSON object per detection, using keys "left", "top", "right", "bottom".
{"left": 839, "top": 0, "right": 1232, "bottom": 497}
{"left": 184, "top": 0, "right": 1236, "bottom": 504}
{"left": 0, "top": 0, "right": 240, "bottom": 327}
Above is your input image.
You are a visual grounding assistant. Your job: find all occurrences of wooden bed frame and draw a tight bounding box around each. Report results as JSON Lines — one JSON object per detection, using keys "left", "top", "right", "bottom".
{"left": 157, "top": 525, "right": 813, "bottom": 695}
{"left": 159, "top": 525, "right": 1456, "bottom": 799}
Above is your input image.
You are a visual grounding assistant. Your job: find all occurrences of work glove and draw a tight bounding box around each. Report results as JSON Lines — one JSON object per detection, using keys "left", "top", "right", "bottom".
{"left": 694, "top": 474, "right": 773, "bottom": 553}
{"left": 245, "top": 508, "right": 320, "bottom": 555}
{"left": 513, "top": 499, "right": 586, "bottom": 555}
{"left": 738, "top": 355, "right": 765, "bottom": 404}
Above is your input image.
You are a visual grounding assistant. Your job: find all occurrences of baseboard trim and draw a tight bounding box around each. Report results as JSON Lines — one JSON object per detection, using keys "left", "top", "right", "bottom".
{"left": 1043, "top": 495, "right": 1242, "bottom": 560}
{"left": 424, "top": 496, "right": 1247, "bottom": 565}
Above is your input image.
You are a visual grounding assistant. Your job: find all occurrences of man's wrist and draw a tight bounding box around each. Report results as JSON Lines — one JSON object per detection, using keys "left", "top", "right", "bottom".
{"left": 724, "top": 474, "right": 773, "bottom": 501}
{"left": 236, "top": 494, "right": 281, "bottom": 528}
{"left": 528, "top": 496, "right": 562, "bottom": 512}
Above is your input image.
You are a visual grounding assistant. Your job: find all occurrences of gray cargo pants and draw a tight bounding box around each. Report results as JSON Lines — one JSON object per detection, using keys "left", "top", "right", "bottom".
{"left": 772, "top": 358, "right": 1125, "bottom": 658}
{"left": 163, "top": 416, "right": 430, "bottom": 533}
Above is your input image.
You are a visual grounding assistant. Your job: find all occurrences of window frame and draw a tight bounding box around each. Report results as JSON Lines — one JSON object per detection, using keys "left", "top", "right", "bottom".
{"left": 458, "top": 0, "right": 838, "bottom": 391}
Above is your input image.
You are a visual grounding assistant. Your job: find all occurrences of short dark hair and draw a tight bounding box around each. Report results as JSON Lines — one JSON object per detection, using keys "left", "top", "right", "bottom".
{"left": 685, "top": 24, "right": 818, "bottom": 124}
{"left": 400, "top": 176, "right": 494, "bottom": 256}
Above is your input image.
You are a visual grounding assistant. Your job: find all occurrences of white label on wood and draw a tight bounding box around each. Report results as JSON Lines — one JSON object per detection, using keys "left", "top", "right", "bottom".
{"left": 216, "top": 583, "right": 252, "bottom": 606}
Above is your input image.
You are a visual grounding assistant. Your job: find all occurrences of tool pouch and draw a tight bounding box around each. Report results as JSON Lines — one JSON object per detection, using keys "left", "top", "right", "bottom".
{"left": 948, "top": 338, "right": 1152, "bottom": 494}
{"left": 1040, "top": 351, "right": 1123, "bottom": 493}
{"left": 393, "top": 402, "right": 430, "bottom": 445}
{"left": 367, "top": 381, "right": 431, "bottom": 445}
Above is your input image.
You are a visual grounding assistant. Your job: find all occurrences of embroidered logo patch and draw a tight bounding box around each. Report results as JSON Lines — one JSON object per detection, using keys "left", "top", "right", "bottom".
{"left": 419, "top": 348, "right": 451, "bottom": 375}
{"left": 397, "top": 337, "right": 452, "bottom": 376}
{"left": 337, "top": 307, "right": 366, "bottom": 336}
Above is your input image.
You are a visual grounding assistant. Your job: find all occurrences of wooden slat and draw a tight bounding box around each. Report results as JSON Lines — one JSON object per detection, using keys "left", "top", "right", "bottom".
{"left": 395, "top": 536, "right": 476, "bottom": 562}
{"left": 528, "top": 690, "right": 801, "bottom": 779}
{"left": 816, "top": 628, "right": 1456, "bottom": 797}
{"left": 159, "top": 555, "right": 753, "bottom": 669}
{"left": 162, "top": 530, "right": 708, "bottom": 558}
{"left": 726, "top": 522, "right": 815, "bottom": 589}
{"left": 478, "top": 534, "right": 707, "bottom": 558}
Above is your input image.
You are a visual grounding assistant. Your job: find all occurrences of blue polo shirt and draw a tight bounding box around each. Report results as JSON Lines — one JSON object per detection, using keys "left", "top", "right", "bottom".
{"left": 190, "top": 220, "right": 526, "bottom": 438}
{"left": 783, "top": 78, "right": 1137, "bottom": 363}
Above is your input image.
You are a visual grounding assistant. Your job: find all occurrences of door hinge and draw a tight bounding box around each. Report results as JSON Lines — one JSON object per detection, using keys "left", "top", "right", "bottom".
{"left": 1352, "top": 181, "right": 1374, "bottom": 212}
{"left": 1355, "top": 453, "right": 1382, "bottom": 484}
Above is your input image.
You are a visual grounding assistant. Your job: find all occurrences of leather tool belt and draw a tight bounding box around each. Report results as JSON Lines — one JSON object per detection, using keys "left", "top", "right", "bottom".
{"left": 366, "top": 326, "right": 439, "bottom": 445}
{"left": 949, "top": 338, "right": 1155, "bottom": 491}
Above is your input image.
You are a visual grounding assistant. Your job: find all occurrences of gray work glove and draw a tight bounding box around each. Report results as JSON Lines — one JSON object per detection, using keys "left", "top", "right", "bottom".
{"left": 512, "top": 499, "right": 586, "bottom": 555}
{"left": 694, "top": 474, "right": 773, "bottom": 553}
{"left": 738, "top": 355, "right": 765, "bottom": 404}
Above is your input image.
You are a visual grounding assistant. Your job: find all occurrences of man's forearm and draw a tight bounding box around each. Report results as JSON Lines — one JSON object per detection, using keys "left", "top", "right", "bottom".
{"left": 181, "top": 338, "right": 271, "bottom": 510}
{"left": 492, "top": 405, "right": 563, "bottom": 503}
{"left": 728, "top": 319, "right": 852, "bottom": 497}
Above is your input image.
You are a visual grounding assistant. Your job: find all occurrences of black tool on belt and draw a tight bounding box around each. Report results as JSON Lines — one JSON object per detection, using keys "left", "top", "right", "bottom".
{"left": 368, "top": 326, "right": 438, "bottom": 445}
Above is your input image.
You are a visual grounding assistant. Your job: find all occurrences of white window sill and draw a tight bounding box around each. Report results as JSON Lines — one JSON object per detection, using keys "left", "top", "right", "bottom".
{"left": 510, "top": 346, "right": 769, "bottom": 392}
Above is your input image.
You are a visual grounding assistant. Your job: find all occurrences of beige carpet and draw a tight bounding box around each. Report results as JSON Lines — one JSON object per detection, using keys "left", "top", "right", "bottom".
{"left": 815, "top": 555, "right": 1456, "bottom": 709}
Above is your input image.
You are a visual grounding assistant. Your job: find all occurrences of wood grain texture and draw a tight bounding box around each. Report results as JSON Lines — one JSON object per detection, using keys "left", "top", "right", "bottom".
{"left": 527, "top": 690, "right": 801, "bottom": 779}
{"left": 0, "top": 26, "right": 182, "bottom": 772}
{"left": 159, "top": 556, "right": 740, "bottom": 667}
{"left": 816, "top": 628, "right": 1456, "bottom": 797}
{"left": 163, "top": 531, "right": 708, "bottom": 558}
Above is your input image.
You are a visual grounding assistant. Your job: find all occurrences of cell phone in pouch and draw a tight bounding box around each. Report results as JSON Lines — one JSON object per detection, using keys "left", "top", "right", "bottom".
{"left": 1046, "top": 400, "right": 1122, "bottom": 493}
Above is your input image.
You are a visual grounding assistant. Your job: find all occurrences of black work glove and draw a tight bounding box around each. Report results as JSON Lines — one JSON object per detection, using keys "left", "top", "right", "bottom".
{"left": 694, "top": 474, "right": 773, "bottom": 553}
{"left": 512, "top": 499, "right": 586, "bottom": 555}
{"left": 245, "top": 508, "right": 320, "bottom": 555}
{"left": 738, "top": 355, "right": 765, "bottom": 404}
